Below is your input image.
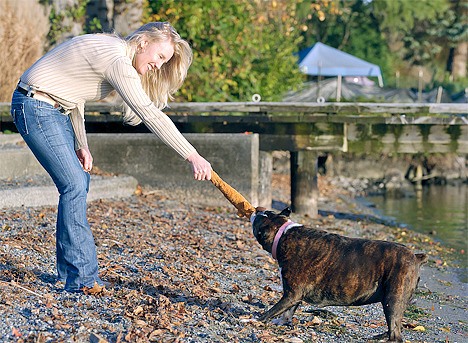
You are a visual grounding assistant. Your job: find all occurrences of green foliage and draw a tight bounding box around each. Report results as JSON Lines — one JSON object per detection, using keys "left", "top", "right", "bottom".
{"left": 145, "top": 0, "right": 305, "bottom": 102}
{"left": 405, "top": 304, "right": 430, "bottom": 321}
{"left": 40, "top": 0, "right": 90, "bottom": 48}
{"left": 46, "top": 5, "right": 67, "bottom": 47}
{"left": 399, "top": 0, "right": 465, "bottom": 66}
{"left": 296, "top": 0, "right": 349, "bottom": 48}
{"left": 372, "top": 0, "right": 466, "bottom": 84}
{"left": 86, "top": 17, "right": 103, "bottom": 33}
{"left": 434, "top": 75, "right": 468, "bottom": 95}
{"left": 372, "top": 0, "right": 447, "bottom": 34}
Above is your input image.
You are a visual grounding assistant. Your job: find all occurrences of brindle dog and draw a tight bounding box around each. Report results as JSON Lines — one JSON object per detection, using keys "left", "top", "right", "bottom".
{"left": 251, "top": 207, "right": 428, "bottom": 342}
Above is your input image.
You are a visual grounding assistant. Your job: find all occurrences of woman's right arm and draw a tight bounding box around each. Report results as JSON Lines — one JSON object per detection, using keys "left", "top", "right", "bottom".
{"left": 186, "top": 151, "right": 211, "bottom": 181}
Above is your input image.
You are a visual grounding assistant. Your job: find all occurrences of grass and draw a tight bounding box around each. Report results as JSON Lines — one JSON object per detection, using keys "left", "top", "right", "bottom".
{"left": 405, "top": 304, "right": 430, "bottom": 321}
{"left": 0, "top": 0, "right": 49, "bottom": 102}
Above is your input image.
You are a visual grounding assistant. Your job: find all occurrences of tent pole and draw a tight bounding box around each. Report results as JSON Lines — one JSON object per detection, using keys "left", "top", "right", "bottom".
{"left": 436, "top": 86, "right": 443, "bottom": 103}
{"left": 317, "top": 61, "right": 322, "bottom": 100}
{"left": 378, "top": 75, "right": 384, "bottom": 87}
{"left": 418, "top": 69, "right": 424, "bottom": 103}
{"left": 337, "top": 75, "right": 342, "bottom": 102}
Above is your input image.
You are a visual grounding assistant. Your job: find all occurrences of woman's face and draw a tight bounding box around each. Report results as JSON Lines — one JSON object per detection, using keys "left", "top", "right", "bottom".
{"left": 134, "top": 38, "right": 174, "bottom": 75}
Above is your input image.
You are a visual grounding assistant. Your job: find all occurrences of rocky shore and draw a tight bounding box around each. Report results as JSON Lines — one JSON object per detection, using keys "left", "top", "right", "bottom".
{"left": 0, "top": 174, "right": 466, "bottom": 342}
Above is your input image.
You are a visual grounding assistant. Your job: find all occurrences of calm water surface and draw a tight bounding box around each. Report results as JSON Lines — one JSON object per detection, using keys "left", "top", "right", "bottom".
{"left": 364, "top": 184, "right": 467, "bottom": 281}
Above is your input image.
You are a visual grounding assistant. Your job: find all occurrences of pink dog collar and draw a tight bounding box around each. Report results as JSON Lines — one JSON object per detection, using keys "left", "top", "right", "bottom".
{"left": 272, "top": 220, "right": 296, "bottom": 260}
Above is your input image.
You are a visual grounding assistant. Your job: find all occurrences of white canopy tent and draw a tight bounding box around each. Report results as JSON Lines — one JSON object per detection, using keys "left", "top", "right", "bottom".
{"left": 298, "top": 42, "right": 384, "bottom": 100}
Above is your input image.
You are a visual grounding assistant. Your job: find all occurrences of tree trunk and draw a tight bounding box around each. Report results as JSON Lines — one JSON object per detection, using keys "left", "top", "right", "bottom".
{"left": 113, "top": 0, "right": 144, "bottom": 36}
{"left": 451, "top": 41, "right": 467, "bottom": 79}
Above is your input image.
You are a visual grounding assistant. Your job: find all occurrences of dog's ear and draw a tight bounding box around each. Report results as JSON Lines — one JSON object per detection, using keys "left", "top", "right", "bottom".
{"left": 279, "top": 207, "right": 291, "bottom": 217}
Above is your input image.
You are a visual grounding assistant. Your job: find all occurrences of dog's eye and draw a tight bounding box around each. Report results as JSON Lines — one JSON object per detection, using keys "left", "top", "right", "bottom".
{"left": 252, "top": 212, "right": 268, "bottom": 227}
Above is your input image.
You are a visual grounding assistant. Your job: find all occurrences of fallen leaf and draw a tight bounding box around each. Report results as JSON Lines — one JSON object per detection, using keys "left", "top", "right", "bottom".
{"left": 133, "top": 305, "right": 144, "bottom": 316}
{"left": 134, "top": 319, "right": 147, "bottom": 327}
{"left": 134, "top": 185, "right": 143, "bottom": 196}
{"left": 309, "top": 316, "right": 323, "bottom": 325}
{"left": 11, "top": 327, "right": 21, "bottom": 338}
{"left": 148, "top": 329, "right": 165, "bottom": 339}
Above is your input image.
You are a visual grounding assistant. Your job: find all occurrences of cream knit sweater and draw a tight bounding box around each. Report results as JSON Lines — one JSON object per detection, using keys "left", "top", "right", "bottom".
{"left": 20, "top": 34, "right": 196, "bottom": 159}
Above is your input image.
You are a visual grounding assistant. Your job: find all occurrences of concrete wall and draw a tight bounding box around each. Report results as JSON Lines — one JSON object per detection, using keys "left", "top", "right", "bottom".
{"left": 88, "top": 133, "right": 261, "bottom": 208}
{"left": 0, "top": 134, "right": 47, "bottom": 179}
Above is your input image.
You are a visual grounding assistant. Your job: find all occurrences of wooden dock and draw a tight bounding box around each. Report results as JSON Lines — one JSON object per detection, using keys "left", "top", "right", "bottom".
{"left": 1, "top": 102, "right": 466, "bottom": 216}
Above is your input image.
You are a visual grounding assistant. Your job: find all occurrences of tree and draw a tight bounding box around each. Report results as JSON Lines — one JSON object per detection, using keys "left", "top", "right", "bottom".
{"left": 145, "top": 0, "right": 304, "bottom": 102}
{"left": 435, "top": 0, "right": 467, "bottom": 80}
{"left": 370, "top": 0, "right": 468, "bottom": 87}
{"left": 296, "top": 0, "right": 350, "bottom": 49}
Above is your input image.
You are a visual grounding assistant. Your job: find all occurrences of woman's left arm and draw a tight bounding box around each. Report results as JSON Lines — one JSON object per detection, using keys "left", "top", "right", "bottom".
{"left": 76, "top": 146, "right": 93, "bottom": 172}
{"left": 70, "top": 105, "right": 93, "bottom": 171}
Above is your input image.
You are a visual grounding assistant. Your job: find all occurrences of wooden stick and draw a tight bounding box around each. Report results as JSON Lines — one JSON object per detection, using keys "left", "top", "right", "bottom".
{"left": 0, "top": 280, "right": 44, "bottom": 298}
{"left": 210, "top": 170, "right": 255, "bottom": 218}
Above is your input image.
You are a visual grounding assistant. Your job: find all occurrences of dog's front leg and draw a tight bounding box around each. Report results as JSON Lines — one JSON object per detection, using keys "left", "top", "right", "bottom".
{"left": 259, "top": 293, "right": 301, "bottom": 323}
{"left": 271, "top": 303, "right": 300, "bottom": 325}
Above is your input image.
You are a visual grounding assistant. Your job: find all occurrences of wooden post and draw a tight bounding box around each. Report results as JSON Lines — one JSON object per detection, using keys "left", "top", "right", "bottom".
{"left": 290, "top": 151, "right": 318, "bottom": 218}
{"left": 378, "top": 75, "right": 384, "bottom": 87}
{"left": 258, "top": 151, "right": 273, "bottom": 208}
{"left": 436, "top": 86, "right": 443, "bottom": 103}
{"left": 337, "top": 75, "right": 342, "bottom": 102}
{"left": 418, "top": 69, "right": 424, "bottom": 103}
{"left": 415, "top": 164, "right": 423, "bottom": 190}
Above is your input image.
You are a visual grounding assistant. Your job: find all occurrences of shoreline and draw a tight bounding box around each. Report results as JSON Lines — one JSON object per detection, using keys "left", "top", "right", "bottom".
{"left": 0, "top": 174, "right": 466, "bottom": 342}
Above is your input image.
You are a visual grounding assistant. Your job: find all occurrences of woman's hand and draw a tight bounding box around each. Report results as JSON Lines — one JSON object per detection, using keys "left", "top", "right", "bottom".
{"left": 76, "top": 147, "right": 93, "bottom": 172}
{"left": 186, "top": 151, "right": 211, "bottom": 181}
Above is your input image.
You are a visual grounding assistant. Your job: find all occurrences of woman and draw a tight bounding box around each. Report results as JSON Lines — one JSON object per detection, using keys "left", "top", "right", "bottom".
{"left": 10, "top": 22, "right": 212, "bottom": 294}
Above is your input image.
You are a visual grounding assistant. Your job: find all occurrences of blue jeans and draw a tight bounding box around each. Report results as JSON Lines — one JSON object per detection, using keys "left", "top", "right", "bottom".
{"left": 10, "top": 90, "right": 103, "bottom": 291}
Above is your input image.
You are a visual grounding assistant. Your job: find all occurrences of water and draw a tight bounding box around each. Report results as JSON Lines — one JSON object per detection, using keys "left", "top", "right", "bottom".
{"left": 363, "top": 184, "right": 467, "bottom": 281}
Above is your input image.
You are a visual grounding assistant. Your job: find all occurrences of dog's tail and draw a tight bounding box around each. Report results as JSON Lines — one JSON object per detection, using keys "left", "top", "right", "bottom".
{"left": 415, "top": 253, "right": 428, "bottom": 265}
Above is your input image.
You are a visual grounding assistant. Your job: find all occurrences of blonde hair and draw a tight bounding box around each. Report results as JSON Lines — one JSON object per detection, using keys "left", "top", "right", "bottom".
{"left": 123, "top": 22, "right": 192, "bottom": 125}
